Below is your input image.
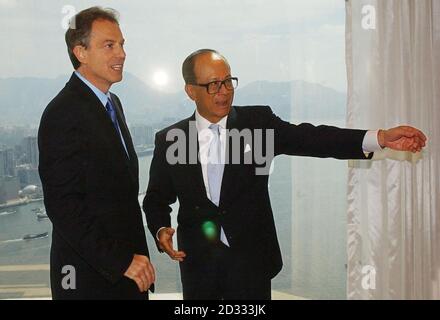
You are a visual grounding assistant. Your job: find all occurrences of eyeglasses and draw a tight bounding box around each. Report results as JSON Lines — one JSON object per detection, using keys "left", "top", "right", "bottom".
{"left": 191, "top": 77, "right": 238, "bottom": 94}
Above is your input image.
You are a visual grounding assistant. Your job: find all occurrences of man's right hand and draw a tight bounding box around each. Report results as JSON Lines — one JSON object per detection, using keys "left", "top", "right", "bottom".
{"left": 158, "top": 227, "right": 186, "bottom": 262}
{"left": 124, "top": 254, "right": 155, "bottom": 293}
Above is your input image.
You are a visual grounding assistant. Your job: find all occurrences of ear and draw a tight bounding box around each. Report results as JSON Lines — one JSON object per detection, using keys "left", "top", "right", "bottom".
{"left": 185, "top": 84, "right": 196, "bottom": 101}
{"left": 73, "top": 45, "right": 87, "bottom": 64}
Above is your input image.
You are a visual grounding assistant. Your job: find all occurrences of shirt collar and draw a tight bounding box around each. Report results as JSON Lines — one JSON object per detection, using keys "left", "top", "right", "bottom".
{"left": 195, "top": 108, "right": 228, "bottom": 132}
{"left": 74, "top": 71, "right": 111, "bottom": 107}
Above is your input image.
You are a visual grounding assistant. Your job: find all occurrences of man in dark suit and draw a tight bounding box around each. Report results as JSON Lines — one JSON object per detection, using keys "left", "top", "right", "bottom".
{"left": 143, "top": 49, "right": 426, "bottom": 299}
{"left": 38, "top": 7, "right": 155, "bottom": 299}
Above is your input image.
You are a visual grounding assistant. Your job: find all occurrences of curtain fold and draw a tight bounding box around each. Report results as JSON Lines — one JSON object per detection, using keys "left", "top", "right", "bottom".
{"left": 346, "top": 0, "right": 440, "bottom": 299}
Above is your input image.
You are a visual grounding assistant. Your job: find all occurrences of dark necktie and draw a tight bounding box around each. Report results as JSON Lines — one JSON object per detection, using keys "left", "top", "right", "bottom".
{"left": 105, "top": 97, "right": 129, "bottom": 157}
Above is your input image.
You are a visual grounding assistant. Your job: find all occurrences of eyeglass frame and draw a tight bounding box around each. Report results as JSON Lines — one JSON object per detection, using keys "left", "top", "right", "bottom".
{"left": 189, "top": 77, "right": 238, "bottom": 94}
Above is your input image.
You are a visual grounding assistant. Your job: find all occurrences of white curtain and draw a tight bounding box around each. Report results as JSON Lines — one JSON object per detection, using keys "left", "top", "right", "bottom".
{"left": 346, "top": 0, "right": 440, "bottom": 299}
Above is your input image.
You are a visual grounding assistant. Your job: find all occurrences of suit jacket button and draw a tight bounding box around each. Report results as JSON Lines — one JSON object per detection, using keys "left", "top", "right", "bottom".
{"left": 222, "top": 210, "right": 227, "bottom": 214}
{"left": 195, "top": 206, "right": 200, "bottom": 210}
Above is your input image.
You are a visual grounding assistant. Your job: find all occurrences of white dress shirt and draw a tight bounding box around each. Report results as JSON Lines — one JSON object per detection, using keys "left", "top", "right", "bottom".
{"left": 195, "top": 109, "right": 228, "bottom": 201}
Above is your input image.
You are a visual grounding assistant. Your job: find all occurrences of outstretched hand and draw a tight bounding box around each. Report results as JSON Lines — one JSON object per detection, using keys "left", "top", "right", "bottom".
{"left": 378, "top": 126, "right": 427, "bottom": 153}
{"left": 158, "top": 227, "right": 186, "bottom": 262}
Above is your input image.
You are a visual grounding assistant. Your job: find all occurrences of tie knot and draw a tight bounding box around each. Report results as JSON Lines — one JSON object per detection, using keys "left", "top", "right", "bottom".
{"left": 209, "top": 123, "right": 220, "bottom": 135}
{"left": 106, "top": 98, "right": 114, "bottom": 112}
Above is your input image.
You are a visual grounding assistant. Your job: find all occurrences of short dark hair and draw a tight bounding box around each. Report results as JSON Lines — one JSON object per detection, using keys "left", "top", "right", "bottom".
{"left": 65, "top": 6, "right": 119, "bottom": 69}
{"left": 182, "top": 49, "right": 229, "bottom": 84}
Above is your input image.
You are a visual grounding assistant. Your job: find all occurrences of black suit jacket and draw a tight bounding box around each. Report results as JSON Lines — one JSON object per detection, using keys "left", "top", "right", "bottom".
{"left": 38, "top": 73, "right": 150, "bottom": 299}
{"left": 143, "top": 106, "right": 372, "bottom": 287}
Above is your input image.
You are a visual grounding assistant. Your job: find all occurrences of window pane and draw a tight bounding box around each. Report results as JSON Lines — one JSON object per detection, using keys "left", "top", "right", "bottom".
{"left": 0, "top": 0, "right": 347, "bottom": 299}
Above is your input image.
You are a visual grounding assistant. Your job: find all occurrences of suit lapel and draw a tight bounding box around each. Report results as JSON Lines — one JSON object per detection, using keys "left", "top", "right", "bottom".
{"left": 181, "top": 115, "right": 209, "bottom": 205}
{"left": 110, "top": 93, "right": 138, "bottom": 182}
{"left": 219, "top": 107, "right": 249, "bottom": 208}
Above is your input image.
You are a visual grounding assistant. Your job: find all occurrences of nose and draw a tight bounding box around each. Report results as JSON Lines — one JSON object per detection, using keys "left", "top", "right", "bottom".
{"left": 217, "top": 81, "right": 229, "bottom": 95}
{"left": 116, "top": 43, "right": 126, "bottom": 60}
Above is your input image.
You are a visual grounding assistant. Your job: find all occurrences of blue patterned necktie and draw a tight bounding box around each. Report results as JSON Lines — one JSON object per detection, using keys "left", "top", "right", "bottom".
{"left": 105, "top": 98, "right": 119, "bottom": 132}
{"left": 105, "top": 97, "right": 129, "bottom": 157}
{"left": 207, "top": 124, "right": 229, "bottom": 246}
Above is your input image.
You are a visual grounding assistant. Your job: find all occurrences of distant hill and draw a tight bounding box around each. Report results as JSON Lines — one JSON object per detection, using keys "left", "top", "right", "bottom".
{"left": 234, "top": 80, "right": 346, "bottom": 121}
{"left": 0, "top": 76, "right": 67, "bottom": 126}
{"left": 0, "top": 73, "right": 346, "bottom": 127}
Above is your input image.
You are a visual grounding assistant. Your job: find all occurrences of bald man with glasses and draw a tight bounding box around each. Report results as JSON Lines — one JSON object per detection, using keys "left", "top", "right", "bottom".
{"left": 143, "top": 49, "right": 426, "bottom": 300}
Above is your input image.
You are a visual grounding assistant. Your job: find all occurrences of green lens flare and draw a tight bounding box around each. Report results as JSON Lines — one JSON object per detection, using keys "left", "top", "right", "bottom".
{"left": 202, "top": 221, "right": 217, "bottom": 241}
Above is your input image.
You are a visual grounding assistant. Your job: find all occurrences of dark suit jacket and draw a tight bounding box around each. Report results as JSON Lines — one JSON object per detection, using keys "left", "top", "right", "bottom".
{"left": 38, "top": 73, "right": 150, "bottom": 299}
{"left": 143, "top": 105, "right": 372, "bottom": 288}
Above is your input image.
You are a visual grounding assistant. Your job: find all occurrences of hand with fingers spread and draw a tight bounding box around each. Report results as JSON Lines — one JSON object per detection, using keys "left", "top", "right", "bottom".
{"left": 378, "top": 126, "right": 427, "bottom": 153}
{"left": 124, "top": 254, "right": 156, "bottom": 293}
{"left": 158, "top": 227, "right": 186, "bottom": 262}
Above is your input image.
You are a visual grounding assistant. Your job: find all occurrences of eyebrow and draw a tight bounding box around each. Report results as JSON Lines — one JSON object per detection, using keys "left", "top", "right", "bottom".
{"left": 102, "top": 39, "right": 125, "bottom": 44}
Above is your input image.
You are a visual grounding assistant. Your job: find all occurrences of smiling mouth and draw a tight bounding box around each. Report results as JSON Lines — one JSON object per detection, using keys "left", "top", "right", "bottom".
{"left": 111, "top": 64, "right": 123, "bottom": 71}
{"left": 215, "top": 100, "right": 230, "bottom": 108}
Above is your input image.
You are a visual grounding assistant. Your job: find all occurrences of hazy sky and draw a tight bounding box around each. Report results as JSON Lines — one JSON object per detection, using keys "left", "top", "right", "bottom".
{"left": 0, "top": 0, "right": 347, "bottom": 92}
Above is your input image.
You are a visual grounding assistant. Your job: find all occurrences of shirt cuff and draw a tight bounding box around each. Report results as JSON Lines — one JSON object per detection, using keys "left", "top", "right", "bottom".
{"left": 156, "top": 227, "right": 167, "bottom": 241}
{"left": 362, "top": 130, "right": 382, "bottom": 153}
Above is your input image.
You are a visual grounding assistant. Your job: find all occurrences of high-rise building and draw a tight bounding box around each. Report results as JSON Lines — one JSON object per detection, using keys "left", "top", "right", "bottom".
{"left": 22, "top": 136, "right": 38, "bottom": 168}
{"left": 145, "top": 126, "right": 153, "bottom": 145}
{"left": 4, "top": 148, "right": 15, "bottom": 176}
{"left": 0, "top": 148, "right": 15, "bottom": 177}
{"left": 0, "top": 151, "right": 5, "bottom": 177}
{"left": 0, "top": 176, "right": 20, "bottom": 203}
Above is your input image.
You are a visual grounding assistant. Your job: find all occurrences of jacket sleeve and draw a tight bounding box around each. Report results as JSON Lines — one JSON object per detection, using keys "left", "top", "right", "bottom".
{"left": 256, "top": 106, "right": 373, "bottom": 160}
{"left": 38, "top": 105, "right": 134, "bottom": 284}
{"left": 142, "top": 131, "right": 177, "bottom": 251}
